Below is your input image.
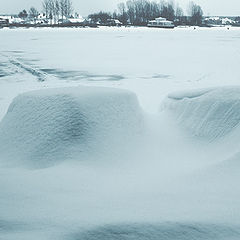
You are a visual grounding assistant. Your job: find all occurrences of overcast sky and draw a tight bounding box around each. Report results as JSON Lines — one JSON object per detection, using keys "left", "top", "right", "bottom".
{"left": 1, "top": 0, "right": 240, "bottom": 16}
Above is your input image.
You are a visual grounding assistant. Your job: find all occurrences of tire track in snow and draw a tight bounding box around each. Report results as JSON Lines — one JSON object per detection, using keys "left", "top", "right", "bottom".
{"left": 8, "top": 57, "right": 47, "bottom": 82}
{"left": 0, "top": 53, "right": 49, "bottom": 82}
{"left": 1, "top": 53, "right": 124, "bottom": 83}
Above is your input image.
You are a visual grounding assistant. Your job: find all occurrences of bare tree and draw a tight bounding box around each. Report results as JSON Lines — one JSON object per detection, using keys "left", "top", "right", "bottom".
{"left": 175, "top": 3, "right": 184, "bottom": 24}
{"left": 18, "top": 9, "right": 28, "bottom": 19}
{"left": 159, "top": 1, "right": 175, "bottom": 21}
{"left": 42, "top": 0, "right": 50, "bottom": 18}
{"left": 117, "top": 2, "right": 128, "bottom": 25}
{"left": 175, "top": 4, "right": 183, "bottom": 18}
{"left": 126, "top": 0, "right": 135, "bottom": 25}
{"left": 65, "top": 0, "right": 73, "bottom": 18}
{"left": 29, "top": 7, "right": 39, "bottom": 23}
{"left": 53, "top": 0, "right": 60, "bottom": 24}
{"left": 149, "top": 2, "right": 161, "bottom": 20}
{"left": 48, "top": 0, "right": 55, "bottom": 24}
{"left": 59, "top": 0, "right": 73, "bottom": 20}
{"left": 188, "top": 1, "right": 203, "bottom": 26}
{"left": 59, "top": 0, "right": 65, "bottom": 20}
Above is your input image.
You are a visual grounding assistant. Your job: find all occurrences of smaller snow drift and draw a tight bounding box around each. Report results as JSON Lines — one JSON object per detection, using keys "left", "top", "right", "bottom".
{"left": 162, "top": 87, "right": 240, "bottom": 140}
{"left": 0, "top": 86, "right": 144, "bottom": 168}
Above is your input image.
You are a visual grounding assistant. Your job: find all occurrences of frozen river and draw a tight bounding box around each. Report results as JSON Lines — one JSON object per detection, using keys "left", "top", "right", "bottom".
{"left": 1, "top": 26, "right": 240, "bottom": 240}
{"left": 0, "top": 26, "right": 240, "bottom": 116}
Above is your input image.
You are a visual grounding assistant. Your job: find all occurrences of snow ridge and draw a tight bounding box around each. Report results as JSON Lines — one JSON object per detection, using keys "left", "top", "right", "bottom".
{"left": 73, "top": 223, "right": 240, "bottom": 240}
{"left": 162, "top": 87, "right": 240, "bottom": 140}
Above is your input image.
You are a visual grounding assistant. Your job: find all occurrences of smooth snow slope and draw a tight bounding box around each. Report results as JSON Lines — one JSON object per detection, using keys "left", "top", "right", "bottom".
{"left": 162, "top": 87, "right": 240, "bottom": 140}
{"left": 0, "top": 86, "right": 144, "bottom": 168}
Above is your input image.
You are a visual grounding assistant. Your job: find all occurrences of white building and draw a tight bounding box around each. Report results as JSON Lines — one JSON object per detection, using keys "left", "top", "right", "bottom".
{"left": 148, "top": 17, "right": 174, "bottom": 28}
{"left": 204, "top": 16, "right": 236, "bottom": 26}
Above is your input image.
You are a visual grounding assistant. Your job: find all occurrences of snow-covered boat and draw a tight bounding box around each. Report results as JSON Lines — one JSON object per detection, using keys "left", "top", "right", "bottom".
{"left": 147, "top": 17, "right": 174, "bottom": 29}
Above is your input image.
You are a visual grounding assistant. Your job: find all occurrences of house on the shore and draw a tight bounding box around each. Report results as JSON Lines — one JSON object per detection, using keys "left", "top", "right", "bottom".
{"left": 148, "top": 17, "right": 174, "bottom": 28}
{"left": 1, "top": 12, "right": 86, "bottom": 27}
{"left": 106, "top": 19, "right": 123, "bottom": 27}
{"left": 0, "top": 15, "right": 13, "bottom": 27}
{"left": 203, "top": 16, "right": 236, "bottom": 26}
{"left": 58, "top": 16, "right": 85, "bottom": 26}
{"left": 0, "top": 18, "right": 9, "bottom": 27}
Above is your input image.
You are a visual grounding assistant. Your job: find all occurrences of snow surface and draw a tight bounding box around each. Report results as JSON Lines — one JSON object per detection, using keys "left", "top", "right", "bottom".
{"left": 1, "top": 26, "right": 240, "bottom": 239}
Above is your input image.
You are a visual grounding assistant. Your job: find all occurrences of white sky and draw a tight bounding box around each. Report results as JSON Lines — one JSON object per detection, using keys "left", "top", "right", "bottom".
{"left": 0, "top": 0, "right": 240, "bottom": 16}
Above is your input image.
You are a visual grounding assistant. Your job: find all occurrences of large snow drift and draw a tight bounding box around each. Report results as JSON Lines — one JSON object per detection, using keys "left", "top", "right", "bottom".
{"left": 0, "top": 86, "right": 144, "bottom": 167}
{"left": 162, "top": 87, "right": 240, "bottom": 140}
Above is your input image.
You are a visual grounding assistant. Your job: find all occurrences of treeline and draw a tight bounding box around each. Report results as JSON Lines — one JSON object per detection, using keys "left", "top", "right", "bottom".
{"left": 89, "top": 0, "right": 204, "bottom": 26}
{"left": 18, "top": 0, "right": 74, "bottom": 24}
{"left": 16, "top": 0, "right": 204, "bottom": 27}
{"left": 116, "top": 0, "right": 176, "bottom": 25}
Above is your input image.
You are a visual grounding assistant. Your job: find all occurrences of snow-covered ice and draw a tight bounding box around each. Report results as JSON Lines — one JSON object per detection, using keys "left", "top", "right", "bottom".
{"left": 1, "top": 26, "right": 240, "bottom": 239}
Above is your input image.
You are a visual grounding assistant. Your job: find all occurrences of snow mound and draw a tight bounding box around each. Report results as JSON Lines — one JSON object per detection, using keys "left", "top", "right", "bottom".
{"left": 0, "top": 86, "right": 144, "bottom": 168}
{"left": 73, "top": 223, "right": 240, "bottom": 240}
{"left": 162, "top": 87, "right": 240, "bottom": 140}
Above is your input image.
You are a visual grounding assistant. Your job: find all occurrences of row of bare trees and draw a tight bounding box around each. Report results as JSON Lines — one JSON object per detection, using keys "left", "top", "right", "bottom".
{"left": 113, "top": 0, "right": 203, "bottom": 26}
{"left": 42, "top": 0, "right": 73, "bottom": 23}
{"left": 18, "top": 0, "right": 74, "bottom": 24}
{"left": 116, "top": 0, "right": 175, "bottom": 25}
{"left": 87, "top": 1, "right": 203, "bottom": 26}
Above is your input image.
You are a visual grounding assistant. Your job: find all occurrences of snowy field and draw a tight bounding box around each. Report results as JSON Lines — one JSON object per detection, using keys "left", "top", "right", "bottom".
{"left": 1, "top": 26, "right": 240, "bottom": 239}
